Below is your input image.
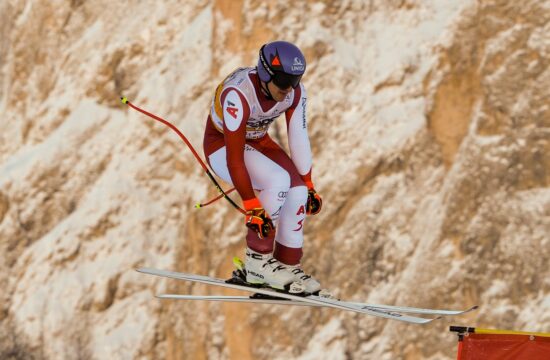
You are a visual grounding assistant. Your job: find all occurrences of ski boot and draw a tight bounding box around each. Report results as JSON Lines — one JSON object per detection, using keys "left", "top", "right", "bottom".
{"left": 286, "top": 264, "right": 322, "bottom": 294}
{"left": 228, "top": 248, "right": 305, "bottom": 294}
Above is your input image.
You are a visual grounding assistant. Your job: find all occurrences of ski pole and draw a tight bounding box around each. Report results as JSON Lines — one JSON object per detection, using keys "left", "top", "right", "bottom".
{"left": 197, "top": 187, "right": 237, "bottom": 208}
{"left": 120, "top": 97, "right": 246, "bottom": 215}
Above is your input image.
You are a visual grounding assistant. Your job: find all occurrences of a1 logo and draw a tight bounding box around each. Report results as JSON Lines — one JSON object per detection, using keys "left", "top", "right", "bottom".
{"left": 226, "top": 101, "right": 238, "bottom": 119}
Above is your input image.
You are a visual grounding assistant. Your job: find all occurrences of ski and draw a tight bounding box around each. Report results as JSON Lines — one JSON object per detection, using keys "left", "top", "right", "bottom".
{"left": 157, "top": 294, "right": 315, "bottom": 306}
{"left": 137, "top": 267, "right": 440, "bottom": 324}
{"left": 155, "top": 294, "right": 478, "bottom": 316}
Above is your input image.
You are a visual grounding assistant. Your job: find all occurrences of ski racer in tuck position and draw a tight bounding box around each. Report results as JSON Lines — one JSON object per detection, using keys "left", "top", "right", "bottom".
{"left": 203, "top": 41, "right": 323, "bottom": 294}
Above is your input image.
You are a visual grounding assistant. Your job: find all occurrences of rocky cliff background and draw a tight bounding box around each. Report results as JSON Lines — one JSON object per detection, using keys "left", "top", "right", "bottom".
{"left": 1, "top": 0, "right": 549, "bottom": 359}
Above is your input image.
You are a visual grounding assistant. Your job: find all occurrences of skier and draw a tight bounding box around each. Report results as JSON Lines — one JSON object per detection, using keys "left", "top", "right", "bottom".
{"left": 203, "top": 41, "right": 323, "bottom": 293}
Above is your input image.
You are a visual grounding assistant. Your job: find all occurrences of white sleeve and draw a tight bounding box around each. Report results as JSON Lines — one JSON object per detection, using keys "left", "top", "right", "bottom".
{"left": 286, "top": 84, "right": 312, "bottom": 176}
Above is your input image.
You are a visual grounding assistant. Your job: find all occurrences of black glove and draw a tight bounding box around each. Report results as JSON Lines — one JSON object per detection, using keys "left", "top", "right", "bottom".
{"left": 306, "top": 189, "right": 322, "bottom": 215}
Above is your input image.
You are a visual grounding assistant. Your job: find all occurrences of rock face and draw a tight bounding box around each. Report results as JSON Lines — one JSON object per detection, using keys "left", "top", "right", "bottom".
{"left": 1, "top": 0, "right": 548, "bottom": 359}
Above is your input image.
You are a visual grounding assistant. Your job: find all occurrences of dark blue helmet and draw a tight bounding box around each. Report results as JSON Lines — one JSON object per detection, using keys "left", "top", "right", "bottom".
{"left": 257, "top": 41, "right": 306, "bottom": 89}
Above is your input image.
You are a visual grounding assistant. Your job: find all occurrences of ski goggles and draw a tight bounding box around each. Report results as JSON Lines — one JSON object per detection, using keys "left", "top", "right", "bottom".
{"left": 271, "top": 71, "right": 302, "bottom": 90}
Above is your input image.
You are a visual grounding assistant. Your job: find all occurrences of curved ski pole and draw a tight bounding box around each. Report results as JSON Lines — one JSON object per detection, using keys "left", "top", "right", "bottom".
{"left": 195, "top": 187, "right": 237, "bottom": 209}
{"left": 120, "top": 97, "right": 246, "bottom": 215}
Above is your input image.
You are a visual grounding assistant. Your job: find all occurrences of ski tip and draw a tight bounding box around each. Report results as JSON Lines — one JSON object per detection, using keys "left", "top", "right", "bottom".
{"left": 414, "top": 315, "right": 443, "bottom": 324}
{"left": 194, "top": 202, "right": 202, "bottom": 209}
{"left": 136, "top": 267, "right": 152, "bottom": 274}
{"left": 120, "top": 96, "right": 128, "bottom": 104}
{"left": 421, "top": 316, "right": 443, "bottom": 324}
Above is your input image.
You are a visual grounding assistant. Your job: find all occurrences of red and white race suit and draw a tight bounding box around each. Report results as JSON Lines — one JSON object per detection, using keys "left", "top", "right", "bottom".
{"left": 203, "top": 67, "right": 313, "bottom": 264}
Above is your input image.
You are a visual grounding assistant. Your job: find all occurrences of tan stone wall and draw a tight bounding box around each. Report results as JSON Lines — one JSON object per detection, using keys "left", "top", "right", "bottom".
{"left": 0, "top": 0, "right": 548, "bottom": 359}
